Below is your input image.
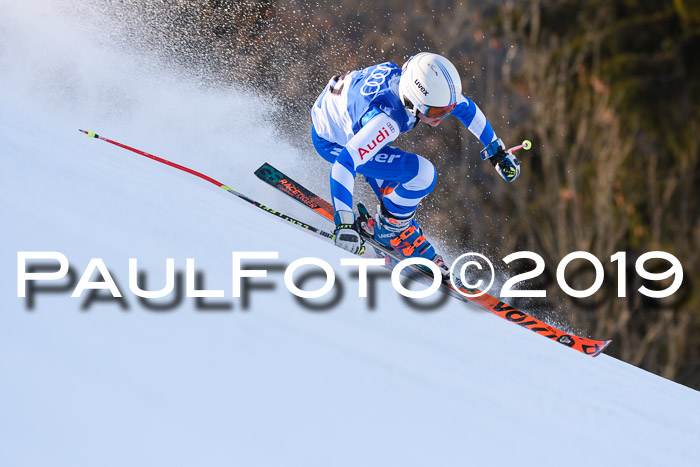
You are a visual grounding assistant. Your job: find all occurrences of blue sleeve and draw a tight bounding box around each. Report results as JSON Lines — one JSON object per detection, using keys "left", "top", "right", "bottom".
{"left": 451, "top": 96, "right": 497, "bottom": 146}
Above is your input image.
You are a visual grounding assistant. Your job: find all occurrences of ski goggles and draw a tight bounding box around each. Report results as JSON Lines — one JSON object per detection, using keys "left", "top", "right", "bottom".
{"left": 422, "top": 102, "right": 457, "bottom": 119}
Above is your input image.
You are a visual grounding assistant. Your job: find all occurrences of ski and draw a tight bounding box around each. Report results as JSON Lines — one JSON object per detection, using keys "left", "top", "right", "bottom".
{"left": 255, "top": 163, "right": 335, "bottom": 221}
{"left": 254, "top": 162, "right": 612, "bottom": 357}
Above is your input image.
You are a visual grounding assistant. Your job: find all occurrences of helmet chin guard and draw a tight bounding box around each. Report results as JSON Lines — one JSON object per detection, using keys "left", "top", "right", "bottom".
{"left": 399, "top": 52, "right": 462, "bottom": 117}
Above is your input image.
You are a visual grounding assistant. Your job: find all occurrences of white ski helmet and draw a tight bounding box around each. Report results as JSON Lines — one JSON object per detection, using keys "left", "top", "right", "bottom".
{"left": 399, "top": 52, "right": 462, "bottom": 118}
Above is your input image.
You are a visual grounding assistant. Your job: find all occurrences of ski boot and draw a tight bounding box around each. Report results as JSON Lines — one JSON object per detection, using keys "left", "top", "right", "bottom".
{"left": 358, "top": 202, "right": 449, "bottom": 279}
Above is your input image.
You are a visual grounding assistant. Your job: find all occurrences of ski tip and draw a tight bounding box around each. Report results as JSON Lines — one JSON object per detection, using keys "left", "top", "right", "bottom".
{"left": 591, "top": 339, "right": 613, "bottom": 357}
{"left": 253, "top": 162, "right": 272, "bottom": 174}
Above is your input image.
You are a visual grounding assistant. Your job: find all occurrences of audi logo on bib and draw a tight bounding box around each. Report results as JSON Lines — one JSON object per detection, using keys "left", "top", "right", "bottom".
{"left": 358, "top": 127, "right": 391, "bottom": 159}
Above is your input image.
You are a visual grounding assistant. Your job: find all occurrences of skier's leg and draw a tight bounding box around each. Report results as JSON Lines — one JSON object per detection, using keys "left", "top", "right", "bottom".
{"left": 356, "top": 146, "right": 437, "bottom": 218}
{"left": 311, "top": 134, "right": 437, "bottom": 215}
{"left": 357, "top": 147, "right": 446, "bottom": 272}
{"left": 363, "top": 176, "right": 385, "bottom": 200}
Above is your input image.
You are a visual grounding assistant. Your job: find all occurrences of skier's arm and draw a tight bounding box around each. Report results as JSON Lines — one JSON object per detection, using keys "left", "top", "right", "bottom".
{"left": 330, "top": 111, "right": 400, "bottom": 212}
{"left": 452, "top": 95, "right": 521, "bottom": 182}
{"left": 451, "top": 95, "right": 497, "bottom": 146}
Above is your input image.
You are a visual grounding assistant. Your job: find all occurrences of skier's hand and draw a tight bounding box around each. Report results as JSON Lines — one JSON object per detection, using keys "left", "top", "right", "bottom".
{"left": 494, "top": 153, "right": 521, "bottom": 182}
{"left": 480, "top": 138, "right": 521, "bottom": 182}
{"left": 333, "top": 210, "right": 364, "bottom": 255}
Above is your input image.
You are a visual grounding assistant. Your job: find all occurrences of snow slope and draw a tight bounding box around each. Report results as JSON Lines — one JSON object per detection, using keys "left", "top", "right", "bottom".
{"left": 1, "top": 2, "right": 699, "bottom": 466}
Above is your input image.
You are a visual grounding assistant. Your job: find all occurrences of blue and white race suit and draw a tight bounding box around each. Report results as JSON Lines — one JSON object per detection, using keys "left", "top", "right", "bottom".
{"left": 311, "top": 61, "right": 499, "bottom": 218}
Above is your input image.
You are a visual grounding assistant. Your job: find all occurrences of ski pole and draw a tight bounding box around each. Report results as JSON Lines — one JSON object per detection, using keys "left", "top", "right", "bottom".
{"left": 507, "top": 139, "right": 532, "bottom": 155}
{"left": 78, "top": 129, "right": 335, "bottom": 241}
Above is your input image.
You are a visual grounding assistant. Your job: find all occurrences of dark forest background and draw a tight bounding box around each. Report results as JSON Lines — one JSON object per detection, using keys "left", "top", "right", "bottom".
{"left": 97, "top": 0, "right": 700, "bottom": 388}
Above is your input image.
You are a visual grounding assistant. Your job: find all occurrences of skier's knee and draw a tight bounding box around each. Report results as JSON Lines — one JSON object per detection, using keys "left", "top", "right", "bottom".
{"left": 405, "top": 155, "right": 437, "bottom": 193}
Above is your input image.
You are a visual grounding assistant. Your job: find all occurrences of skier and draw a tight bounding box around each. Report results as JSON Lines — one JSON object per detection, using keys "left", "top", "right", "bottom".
{"left": 310, "top": 52, "right": 520, "bottom": 274}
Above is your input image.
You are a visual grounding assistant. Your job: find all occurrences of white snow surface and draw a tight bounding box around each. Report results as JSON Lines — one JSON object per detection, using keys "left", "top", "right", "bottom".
{"left": 1, "top": 2, "right": 699, "bottom": 466}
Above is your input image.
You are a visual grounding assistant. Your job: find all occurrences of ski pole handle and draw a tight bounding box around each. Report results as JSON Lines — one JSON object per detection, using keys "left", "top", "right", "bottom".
{"left": 507, "top": 139, "right": 532, "bottom": 155}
